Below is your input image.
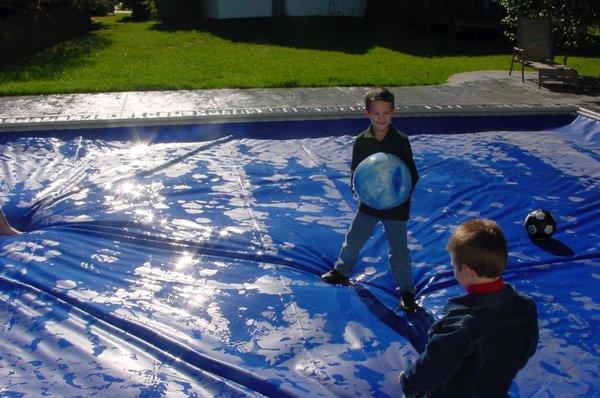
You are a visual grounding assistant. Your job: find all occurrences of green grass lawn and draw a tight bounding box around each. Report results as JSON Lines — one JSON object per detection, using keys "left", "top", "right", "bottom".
{"left": 0, "top": 14, "right": 598, "bottom": 95}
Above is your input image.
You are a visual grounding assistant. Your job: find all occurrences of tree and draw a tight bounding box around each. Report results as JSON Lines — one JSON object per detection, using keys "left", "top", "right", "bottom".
{"left": 143, "top": 0, "right": 201, "bottom": 22}
{"left": 0, "top": 0, "right": 89, "bottom": 19}
{"left": 121, "top": 0, "right": 151, "bottom": 20}
{"left": 498, "top": 0, "right": 600, "bottom": 51}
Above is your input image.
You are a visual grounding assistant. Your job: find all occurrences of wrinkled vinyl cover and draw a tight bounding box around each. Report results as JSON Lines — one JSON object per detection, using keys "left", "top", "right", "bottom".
{"left": 0, "top": 114, "right": 598, "bottom": 397}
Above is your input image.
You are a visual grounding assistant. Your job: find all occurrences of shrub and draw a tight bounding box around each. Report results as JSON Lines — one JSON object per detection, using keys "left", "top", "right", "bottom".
{"left": 1, "top": 6, "right": 90, "bottom": 62}
{"left": 498, "top": 0, "right": 600, "bottom": 51}
{"left": 122, "top": 0, "right": 151, "bottom": 20}
{"left": 0, "top": 0, "right": 91, "bottom": 20}
{"left": 88, "top": 0, "right": 115, "bottom": 16}
{"left": 145, "top": 0, "right": 201, "bottom": 22}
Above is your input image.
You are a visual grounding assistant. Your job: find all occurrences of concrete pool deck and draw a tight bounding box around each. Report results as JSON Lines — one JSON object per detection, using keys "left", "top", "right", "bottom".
{"left": 1, "top": 70, "right": 599, "bottom": 131}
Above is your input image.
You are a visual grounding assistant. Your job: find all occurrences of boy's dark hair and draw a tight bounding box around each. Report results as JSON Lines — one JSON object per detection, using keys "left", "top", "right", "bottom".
{"left": 364, "top": 87, "right": 395, "bottom": 110}
{"left": 446, "top": 219, "right": 508, "bottom": 278}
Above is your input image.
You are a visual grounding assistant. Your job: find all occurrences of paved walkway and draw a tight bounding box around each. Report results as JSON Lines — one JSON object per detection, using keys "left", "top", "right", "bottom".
{"left": 0, "top": 71, "right": 598, "bottom": 131}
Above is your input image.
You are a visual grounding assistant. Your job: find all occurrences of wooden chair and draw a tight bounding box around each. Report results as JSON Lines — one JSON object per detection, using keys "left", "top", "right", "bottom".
{"left": 509, "top": 17, "right": 578, "bottom": 89}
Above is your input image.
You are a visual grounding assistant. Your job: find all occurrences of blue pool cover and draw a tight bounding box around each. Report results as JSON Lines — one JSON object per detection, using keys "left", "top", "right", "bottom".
{"left": 0, "top": 114, "right": 598, "bottom": 397}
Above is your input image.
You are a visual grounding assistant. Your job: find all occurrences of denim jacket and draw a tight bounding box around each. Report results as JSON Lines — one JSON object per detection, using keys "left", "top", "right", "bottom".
{"left": 401, "top": 284, "right": 538, "bottom": 397}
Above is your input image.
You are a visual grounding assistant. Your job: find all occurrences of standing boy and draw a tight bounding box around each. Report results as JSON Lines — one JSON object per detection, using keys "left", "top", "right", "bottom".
{"left": 400, "top": 218, "right": 539, "bottom": 397}
{"left": 0, "top": 208, "right": 19, "bottom": 235}
{"left": 321, "top": 87, "right": 420, "bottom": 312}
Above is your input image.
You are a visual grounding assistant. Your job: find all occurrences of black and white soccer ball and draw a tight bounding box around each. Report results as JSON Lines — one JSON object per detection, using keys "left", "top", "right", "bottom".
{"left": 524, "top": 209, "right": 557, "bottom": 241}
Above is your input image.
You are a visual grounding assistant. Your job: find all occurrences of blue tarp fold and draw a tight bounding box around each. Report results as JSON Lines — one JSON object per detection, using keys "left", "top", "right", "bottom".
{"left": 0, "top": 114, "right": 598, "bottom": 397}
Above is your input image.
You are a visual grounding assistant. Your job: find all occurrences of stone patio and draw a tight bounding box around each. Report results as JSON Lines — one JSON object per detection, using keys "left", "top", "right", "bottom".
{"left": 0, "top": 71, "right": 598, "bottom": 131}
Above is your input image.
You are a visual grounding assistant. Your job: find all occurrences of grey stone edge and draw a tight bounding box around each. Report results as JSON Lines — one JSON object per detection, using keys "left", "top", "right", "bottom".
{"left": 0, "top": 103, "right": 596, "bottom": 133}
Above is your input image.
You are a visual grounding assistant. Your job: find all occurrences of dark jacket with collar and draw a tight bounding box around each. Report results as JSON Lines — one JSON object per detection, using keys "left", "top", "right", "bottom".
{"left": 351, "top": 125, "right": 419, "bottom": 221}
{"left": 401, "top": 284, "right": 539, "bottom": 398}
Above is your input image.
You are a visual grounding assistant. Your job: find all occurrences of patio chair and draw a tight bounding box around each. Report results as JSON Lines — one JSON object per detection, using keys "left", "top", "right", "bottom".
{"left": 509, "top": 17, "right": 578, "bottom": 89}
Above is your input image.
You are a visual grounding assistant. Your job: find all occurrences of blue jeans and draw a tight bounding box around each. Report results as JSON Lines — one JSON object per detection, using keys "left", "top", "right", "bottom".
{"left": 334, "top": 210, "right": 415, "bottom": 294}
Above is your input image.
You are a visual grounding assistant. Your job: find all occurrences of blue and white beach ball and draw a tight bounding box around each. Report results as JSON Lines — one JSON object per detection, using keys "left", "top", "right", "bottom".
{"left": 352, "top": 152, "right": 412, "bottom": 210}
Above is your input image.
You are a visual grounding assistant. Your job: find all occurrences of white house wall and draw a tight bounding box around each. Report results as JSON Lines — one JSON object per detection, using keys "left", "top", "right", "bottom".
{"left": 286, "top": 0, "right": 328, "bottom": 16}
{"left": 203, "top": 0, "right": 272, "bottom": 19}
{"left": 286, "top": 0, "right": 366, "bottom": 17}
{"left": 332, "top": 0, "right": 366, "bottom": 17}
{"left": 202, "top": 0, "right": 366, "bottom": 19}
{"left": 202, "top": 0, "right": 219, "bottom": 18}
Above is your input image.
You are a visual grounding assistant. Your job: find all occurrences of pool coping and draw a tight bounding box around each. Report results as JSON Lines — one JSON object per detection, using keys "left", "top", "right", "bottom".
{"left": 0, "top": 103, "right": 592, "bottom": 132}
{"left": 1, "top": 71, "right": 598, "bottom": 132}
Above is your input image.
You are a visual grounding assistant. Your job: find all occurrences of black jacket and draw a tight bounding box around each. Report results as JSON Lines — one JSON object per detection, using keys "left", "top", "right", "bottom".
{"left": 401, "top": 284, "right": 539, "bottom": 397}
{"left": 351, "top": 125, "right": 419, "bottom": 221}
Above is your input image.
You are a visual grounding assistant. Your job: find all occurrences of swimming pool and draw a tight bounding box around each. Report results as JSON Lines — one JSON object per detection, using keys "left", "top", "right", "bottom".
{"left": 0, "top": 113, "right": 598, "bottom": 396}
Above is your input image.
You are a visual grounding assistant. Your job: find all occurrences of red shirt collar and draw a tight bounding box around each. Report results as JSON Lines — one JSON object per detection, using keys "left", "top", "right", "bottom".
{"left": 467, "top": 278, "right": 505, "bottom": 295}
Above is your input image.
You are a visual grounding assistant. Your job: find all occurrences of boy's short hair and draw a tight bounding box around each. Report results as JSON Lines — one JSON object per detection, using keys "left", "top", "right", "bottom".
{"left": 446, "top": 218, "right": 508, "bottom": 278}
{"left": 364, "top": 87, "right": 395, "bottom": 110}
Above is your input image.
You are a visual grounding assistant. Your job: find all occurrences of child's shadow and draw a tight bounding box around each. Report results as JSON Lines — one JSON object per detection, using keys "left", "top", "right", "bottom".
{"left": 532, "top": 237, "right": 575, "bottom": 257}
{"left": 352, "top": 284, "right": 435, "bottom": 353}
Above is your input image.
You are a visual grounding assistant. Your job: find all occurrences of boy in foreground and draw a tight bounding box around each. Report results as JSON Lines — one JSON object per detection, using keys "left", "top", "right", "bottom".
{"left": 400, "top": 219, "right": 538, "bottom": 397}
{"left": 320, "top": 87, "right": 420, "bottom": 312}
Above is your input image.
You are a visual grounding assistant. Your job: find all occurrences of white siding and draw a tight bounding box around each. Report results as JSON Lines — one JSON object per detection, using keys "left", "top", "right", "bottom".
{"left": 285, "top": 0, "right": 366, "bottom": 17}
{"left": 332, "top": 0, "right": 366, "bottom": 17}
{"left": 202, "top": 0, "right": 365, "bottom": 19}
{"left": 202, "top": 0, "right": 220, "bottom": 18}
{"left": 286, "top": 0, "right": 329, "bottom": 16}
{"left": 203, "top": 0, "right": 272, "bottom": 19}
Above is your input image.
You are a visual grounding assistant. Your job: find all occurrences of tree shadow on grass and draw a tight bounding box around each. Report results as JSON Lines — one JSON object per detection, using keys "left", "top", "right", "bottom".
{"left": 0, "top": 20, "right": 112, "bottom": 83}
{"left": 149, "top": 16, "right": 511, "bottom": 57}
{"left": 116, "top": 15, "right": 152, "bottom": 24}
{"left": 566, "top": 33, "right": 600, "bottom": 58}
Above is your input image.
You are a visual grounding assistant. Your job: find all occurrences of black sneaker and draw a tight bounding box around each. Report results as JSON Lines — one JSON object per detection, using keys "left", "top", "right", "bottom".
{"left": 398, "top": 291, "right": 419, "bottom": 313}
{"left": 321, "top": 269, "right": 350, "bottom": 285}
